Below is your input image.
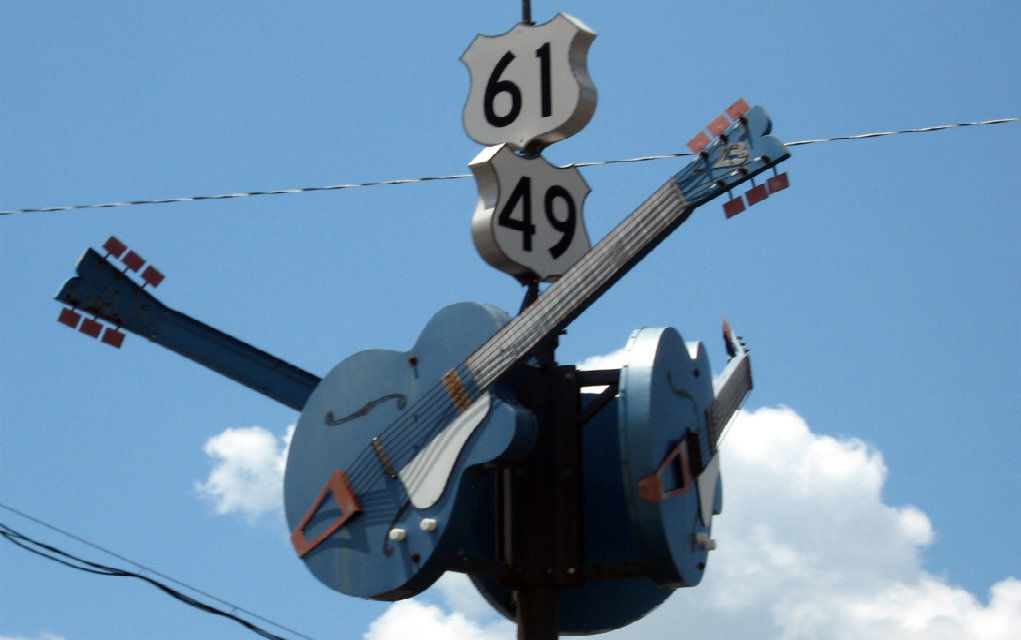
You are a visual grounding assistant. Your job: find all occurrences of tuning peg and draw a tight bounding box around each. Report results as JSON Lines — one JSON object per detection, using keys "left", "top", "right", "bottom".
{"left": 768, "top": 172, "right": 790, "bottom": 193}
{"left": 723, "top": 196, "right": 746, "bottom": 218}
{"left": 141, "top": 265, "right": 164, "bottom": 288}
{"left": 687, "top": 131, "right": 711, "bottom": 154}
{"left": 101, "top": 327, "right": 125, "bottom": 348}
{"left": 122, "top": 250, "right": 145, "bottom": 273}
{"left": 58, "top": 307, "right": 125, "bottom": 348}
{"left": 57, "top": 307, "right": 83, "bottom": 329}
{"left": 726, "top": 98, "right": 750, "bottom": 120}
{"left": 79, "top": 317, "right": 103, "bottom": 338}
{"left": 103, "top": 236, "right": 127, "bottom": 259}
{"left": 745, "top": 183, "right": 769, "bottom": 206}
{"left": 707, "top": 114, "right": 730, "bottom": 137}
{"left": 689, "top": 99, "right": 753, "bottom": 154}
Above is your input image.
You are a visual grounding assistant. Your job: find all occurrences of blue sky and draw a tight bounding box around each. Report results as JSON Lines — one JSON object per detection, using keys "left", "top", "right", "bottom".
{"left": 1, "top": 2, "right": 1019, "bottom": 639}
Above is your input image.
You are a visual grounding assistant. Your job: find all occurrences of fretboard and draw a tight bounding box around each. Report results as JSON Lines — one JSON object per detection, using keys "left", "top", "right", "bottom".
{"left": 457, "top": 104, "right": 788, "bottom": 395}
{"left": 705, "top": 354, "right": 752, "bottom": 450}
{"left": 465, "top": 179, "right": 691, "bottom": 390}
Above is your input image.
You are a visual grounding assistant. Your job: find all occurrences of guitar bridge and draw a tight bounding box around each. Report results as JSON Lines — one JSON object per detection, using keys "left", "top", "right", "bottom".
{"left": 371, "top": 437, "right": 399, "bottom": 479}
{"left": 290, "top": 470, "right": 362, "bottom": 558}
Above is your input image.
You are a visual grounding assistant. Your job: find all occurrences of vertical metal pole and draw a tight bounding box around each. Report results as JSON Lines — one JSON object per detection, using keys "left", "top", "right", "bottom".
{"left": 516, "top": 585, "right": 559, "bottom": 639}
{"left": 522, "top": 0, "right": 533, "bottom": 24}
{"left": 500, "top": 364, "right": 584, "bottom": 640}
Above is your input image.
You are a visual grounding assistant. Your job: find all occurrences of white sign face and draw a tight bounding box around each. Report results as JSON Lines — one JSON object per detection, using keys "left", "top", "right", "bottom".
{"left": 470, "top": 144, "right": 591, "bottom": 282}
{"left": 461, "top": 13, "right": 597, "bottom": 150}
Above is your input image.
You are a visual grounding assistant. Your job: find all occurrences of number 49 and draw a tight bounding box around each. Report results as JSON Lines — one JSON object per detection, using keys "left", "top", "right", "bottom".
{"left": 498, "top": 175, "right": 576, "bottom": 260}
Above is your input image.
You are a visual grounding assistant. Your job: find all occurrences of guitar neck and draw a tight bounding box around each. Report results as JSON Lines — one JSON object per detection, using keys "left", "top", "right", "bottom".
{"left": 56, "top": 248, "right": 320, "bottom": 411}
{"left": 467, "top": 179, "right": 690, "bottom": 388}
{"left": 464, "top": 105, "right": 789, "bottom": 392}
{"left": 706, "top": 352, "right": 752, "bottom": 450}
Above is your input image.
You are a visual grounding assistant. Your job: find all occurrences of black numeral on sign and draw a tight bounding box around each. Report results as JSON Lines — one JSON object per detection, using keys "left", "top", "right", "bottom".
{"left": 544, "top": 185, "right": 575, "bottom": 259}
{"left": 498, "top": 177, "right": 576, "bottom": 258}
{"left": 536, "top": 42, "right": 552, "bottom": 118}
{"left": 484, "top": 52, "right": 522, "bottom": 128}
{"left": 498, "top": 176, "right": 535, "bottom": 251}
{"left": 483, "top": 43, "right": 553, "bottom": 128}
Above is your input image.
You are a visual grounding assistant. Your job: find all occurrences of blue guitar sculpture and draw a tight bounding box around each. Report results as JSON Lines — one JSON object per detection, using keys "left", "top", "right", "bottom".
{"left": 462, "top": 321, "right": 752, "bottom": 633}
{"left": 55, "top": 105, "right": 788, "bottom": 603}
{"left": 281, "top": 105, "right": 789, "bottom": 600}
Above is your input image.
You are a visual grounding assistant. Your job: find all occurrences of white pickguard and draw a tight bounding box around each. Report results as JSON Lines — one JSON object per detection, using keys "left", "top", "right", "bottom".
{"left": 400, "top": 393, "right": 492, "bottom": 509}
{"left": 697, "top": 453, "right": 720, "bottom": 527}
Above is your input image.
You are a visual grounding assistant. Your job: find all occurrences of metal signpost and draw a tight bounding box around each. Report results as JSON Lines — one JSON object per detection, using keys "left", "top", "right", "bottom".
{"left": 53, "top": 5, "right": 793, "bottom": 639}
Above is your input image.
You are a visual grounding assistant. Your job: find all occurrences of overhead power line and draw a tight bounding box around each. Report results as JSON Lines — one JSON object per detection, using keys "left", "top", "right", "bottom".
{"left": 0, "top": 503, "right": 317, "bottom": 640}
{"left": 0, "top": 116, "right": 1016, "bottom": 217}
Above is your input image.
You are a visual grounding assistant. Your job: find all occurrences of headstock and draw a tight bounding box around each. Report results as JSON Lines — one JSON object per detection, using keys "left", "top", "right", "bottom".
{"left": 673, "top": 102, "right": 790, "bottom": 216}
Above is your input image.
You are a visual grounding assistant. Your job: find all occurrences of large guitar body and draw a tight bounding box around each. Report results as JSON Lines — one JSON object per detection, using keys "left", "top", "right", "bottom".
{"left": 283, "top": 302, "right": 537, "bottom": 600}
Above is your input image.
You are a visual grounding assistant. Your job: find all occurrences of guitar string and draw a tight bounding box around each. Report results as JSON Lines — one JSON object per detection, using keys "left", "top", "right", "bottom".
{"left": 342, "top": 362, "right": 483, "bottom": 495}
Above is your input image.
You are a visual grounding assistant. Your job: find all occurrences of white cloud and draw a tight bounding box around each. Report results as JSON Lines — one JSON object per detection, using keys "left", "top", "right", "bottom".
{"left": 194, "top": 424, "right": 293, "bottom": 522}
{"left": 576, "top": 347, "right": 628, "bottom": 392}
{"left": 360, "top": 406, "right": 1021, "bottom": 640}
{"left": 575, "top": 347, "right": 628, "bottom": 372}
{"left": 364, "top": 594, "right": 513, "bottom": 640}
{"left": 191, "top": 404, "right": 1019, "bottom": 639}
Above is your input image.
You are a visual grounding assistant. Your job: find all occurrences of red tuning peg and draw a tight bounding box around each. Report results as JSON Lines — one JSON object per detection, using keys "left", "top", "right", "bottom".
{"left": 727, "top": 98, "right": 750, "bottom": 120}
{"left": 141, "top": 265, "right": 164, "bottom": 288}
{"left": 58, "top": 307, "right": 82, "bottom": 329}
{"left": 103, "top": 236, "right": 127, "bottom": 259}
{"left": 101, "top": 327, "right": 126, "bottom": 348}
{"left": 122, "top": 250, "right": 145, "bottom": 273}
{"left": 79, "top": 318, "right": 103, "bottom": 338}
{"left": 687, "top": 132, "right": 711, "bottom": 154}
{"left": 768, "top": 172, "right": 790, "bottom": 193}
{"left": 745, "top": 183, "right": 769, "bottom": 206}
{"left": 706, "top": 114, "right": 730, "bottom": 137}
{"left": 723, "top": 197, "right": 747, "bottom": 218}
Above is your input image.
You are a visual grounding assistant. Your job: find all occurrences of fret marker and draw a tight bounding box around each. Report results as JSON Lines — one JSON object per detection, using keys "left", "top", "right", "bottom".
{"left": 442, "top": 369, "right": 472, "bottom": 413}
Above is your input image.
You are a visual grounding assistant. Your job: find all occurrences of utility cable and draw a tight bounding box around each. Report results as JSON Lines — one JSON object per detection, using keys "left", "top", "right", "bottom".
{"left": 0, "top": 502, "right": 317, "bottom": 640}
{"left": 0, "top": 116, "right": 1016, "bottom": 217}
